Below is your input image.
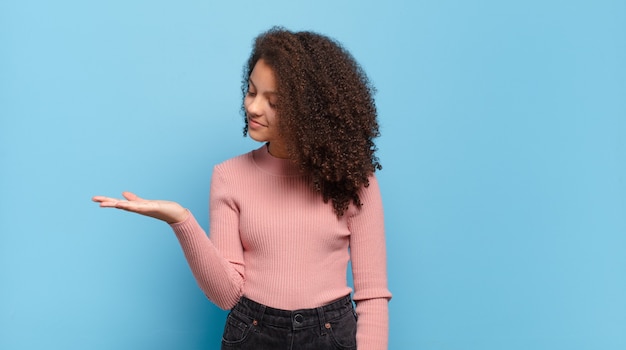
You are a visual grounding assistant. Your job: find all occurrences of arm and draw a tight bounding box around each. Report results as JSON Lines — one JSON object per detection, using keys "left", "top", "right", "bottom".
{"left": 91, "top": 166, "right": 245, "bottom": 310}
{"left": 348, "top": 175, "right": 392, "bottom": 350}
{"left": 169, "top": 166, "right": 244, "bottom": 309}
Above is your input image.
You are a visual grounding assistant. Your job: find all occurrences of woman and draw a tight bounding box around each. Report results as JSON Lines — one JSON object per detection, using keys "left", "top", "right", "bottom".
{"left": 93, "top": 27, "right": 391, "bottom": 350}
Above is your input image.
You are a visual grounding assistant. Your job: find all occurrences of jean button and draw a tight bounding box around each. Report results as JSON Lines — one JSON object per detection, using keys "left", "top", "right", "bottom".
{"left": 294, "top": 313, "right": 304, "bottom": 324}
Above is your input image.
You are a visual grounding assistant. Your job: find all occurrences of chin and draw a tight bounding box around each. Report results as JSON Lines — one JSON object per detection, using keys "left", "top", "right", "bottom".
{"left": 248, "top": 133, "right": 267, "bottom": 143}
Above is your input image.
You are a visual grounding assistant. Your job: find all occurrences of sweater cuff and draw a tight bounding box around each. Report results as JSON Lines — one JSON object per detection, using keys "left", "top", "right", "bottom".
{"left": 356, "top": 297, "right": 390, "bottom": 350}
{"left": 169, "top": 210, "right": 203, "bottom": 239}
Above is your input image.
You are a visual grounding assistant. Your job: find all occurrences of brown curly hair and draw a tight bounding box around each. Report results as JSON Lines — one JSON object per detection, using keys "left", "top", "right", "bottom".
{"left": 242, "top": 27, "right": 382, "bottom": 217}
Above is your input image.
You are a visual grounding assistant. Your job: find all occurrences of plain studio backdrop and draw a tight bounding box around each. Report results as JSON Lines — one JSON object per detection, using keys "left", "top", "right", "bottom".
{"left": 1, "top": 0, "right": 624, "bottom": 349}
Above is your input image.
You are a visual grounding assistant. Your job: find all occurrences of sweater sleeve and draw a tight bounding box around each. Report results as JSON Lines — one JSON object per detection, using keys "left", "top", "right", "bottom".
{"left": 169, "top": 166, "right": 244, "bottom": 309}
{"left": 348, "top": 175, "right": 392, "bottom": 350}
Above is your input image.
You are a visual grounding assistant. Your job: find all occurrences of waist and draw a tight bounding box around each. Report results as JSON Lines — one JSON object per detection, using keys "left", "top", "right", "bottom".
{"left": 232, "top": 295, "right": 354, "bottom": 329}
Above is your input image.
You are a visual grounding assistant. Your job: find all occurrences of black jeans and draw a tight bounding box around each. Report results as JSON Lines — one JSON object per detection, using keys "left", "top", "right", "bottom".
{"left": 221, "top": 295, "right": 357, "bottom": 350}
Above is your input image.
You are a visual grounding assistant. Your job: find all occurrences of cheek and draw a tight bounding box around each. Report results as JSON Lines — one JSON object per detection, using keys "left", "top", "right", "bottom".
{"left": 266, "top": 111, "right": 278, "bottom": 126}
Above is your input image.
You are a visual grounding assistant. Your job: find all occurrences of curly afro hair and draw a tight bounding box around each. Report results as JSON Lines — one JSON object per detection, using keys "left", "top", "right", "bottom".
{"left": 242, "top": 27, "right": 382, "bottom": 217}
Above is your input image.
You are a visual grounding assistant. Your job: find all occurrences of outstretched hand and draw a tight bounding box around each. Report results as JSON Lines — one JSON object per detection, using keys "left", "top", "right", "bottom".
{"left": 92, "top": 192, "right": 189, "bottom": 224}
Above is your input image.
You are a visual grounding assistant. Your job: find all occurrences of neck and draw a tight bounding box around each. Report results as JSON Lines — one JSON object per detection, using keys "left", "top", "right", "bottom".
{"left": 267, "top": 142, "right": 290, "bottom": 159}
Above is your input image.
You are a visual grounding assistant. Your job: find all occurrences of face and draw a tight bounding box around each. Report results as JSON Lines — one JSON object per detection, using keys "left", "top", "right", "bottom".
{"left": 245, "top": 59, "right": 288, "bottom": 158}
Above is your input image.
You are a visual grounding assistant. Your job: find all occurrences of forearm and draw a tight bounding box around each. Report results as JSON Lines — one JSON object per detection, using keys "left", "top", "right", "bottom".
{"left": 355, "top": 297, "right": 390, "bottom": 350}
{"left": 170, "top": 213, "right": 244, "bottom": 309}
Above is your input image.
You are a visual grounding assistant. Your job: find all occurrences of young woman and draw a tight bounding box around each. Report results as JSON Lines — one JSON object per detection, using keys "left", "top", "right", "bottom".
{"left": 93, "top": 27, "right": 391, "bottom": 350}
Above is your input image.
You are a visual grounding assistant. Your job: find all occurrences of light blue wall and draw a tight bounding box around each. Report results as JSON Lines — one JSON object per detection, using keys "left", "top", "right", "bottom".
{"left": 1, "top": 0, "right": 624, "bottom": 349}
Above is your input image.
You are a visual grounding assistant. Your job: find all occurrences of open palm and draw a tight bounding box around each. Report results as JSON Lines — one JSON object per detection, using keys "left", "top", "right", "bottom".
{"left": 92, "top": 191, "right": 188, "bottom": 224}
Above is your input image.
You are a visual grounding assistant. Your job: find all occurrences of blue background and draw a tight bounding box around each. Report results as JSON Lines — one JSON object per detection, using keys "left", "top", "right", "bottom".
{"left": 1, "top": 0, "right": 625, "bottom": 349}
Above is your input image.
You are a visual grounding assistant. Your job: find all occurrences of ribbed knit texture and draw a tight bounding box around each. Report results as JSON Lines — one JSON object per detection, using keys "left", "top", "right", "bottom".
{"left": 170, "top": 145, "right": 392, "bottom": 349}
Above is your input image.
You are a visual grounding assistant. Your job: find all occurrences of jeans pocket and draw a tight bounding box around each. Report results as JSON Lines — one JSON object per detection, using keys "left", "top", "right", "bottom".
{"left": 327, "top": 311, "right": 357, "bottom": 350}
{"left": 221, "top": 311, "right": 253, "bottom": 345}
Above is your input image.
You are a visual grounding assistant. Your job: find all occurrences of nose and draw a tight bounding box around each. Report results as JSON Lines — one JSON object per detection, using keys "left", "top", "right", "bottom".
{"left": 246, "top": 95, "right": 263, "bottom": 116}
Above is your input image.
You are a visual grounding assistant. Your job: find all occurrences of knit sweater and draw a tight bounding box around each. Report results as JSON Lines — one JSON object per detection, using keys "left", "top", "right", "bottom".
{"left": 170, "top": 144, "right": 392, "bottom": 349}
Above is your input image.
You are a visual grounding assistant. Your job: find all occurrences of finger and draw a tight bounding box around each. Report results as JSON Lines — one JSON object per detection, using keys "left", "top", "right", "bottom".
{"left": 114, "top": 200, "right": 155, "bottom": 214}
{"left": 100, "top": 201, "right": 123, "bottom": 208}
{"left": 122, "top": 191, "right": 142, "bottom": 201}
{"left": 114, "top": 201, "right": 134, "bottom": 210}
{"left": 92, "top": 195, "right": 121, "bottom": 203}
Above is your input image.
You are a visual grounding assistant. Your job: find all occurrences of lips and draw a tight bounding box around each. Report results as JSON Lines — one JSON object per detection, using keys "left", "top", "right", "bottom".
{"left": 248, "top": 117, "right": 267, "bottom": 128}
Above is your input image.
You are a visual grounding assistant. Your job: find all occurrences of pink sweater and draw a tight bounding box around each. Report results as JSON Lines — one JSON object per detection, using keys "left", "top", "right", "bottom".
{"left": 170, "top": 145, "right": 392, "bottom": 349}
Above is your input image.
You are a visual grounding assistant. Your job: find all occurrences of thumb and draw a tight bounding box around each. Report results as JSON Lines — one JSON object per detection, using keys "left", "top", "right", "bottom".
{"left": 122, "top": 191, "right": 142, "bottom": 201}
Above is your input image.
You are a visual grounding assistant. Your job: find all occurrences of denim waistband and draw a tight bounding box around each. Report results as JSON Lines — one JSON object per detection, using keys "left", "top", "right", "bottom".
{"left": 232, "top": 295, "right": 354, "bottom": 330}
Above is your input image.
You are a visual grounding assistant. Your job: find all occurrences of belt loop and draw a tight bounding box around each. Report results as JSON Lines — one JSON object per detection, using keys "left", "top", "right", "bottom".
{"left": 346, "top": 295, "right": 355, "bottom": 318}
{"left": 316, "top": 306, "right": 327, "bottom": 336}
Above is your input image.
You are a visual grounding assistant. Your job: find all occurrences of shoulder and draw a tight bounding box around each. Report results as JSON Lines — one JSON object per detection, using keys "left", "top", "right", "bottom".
{"left": 360, "top": 173, "right": 382, "bottom": 197}
{"left": 209, "top": 149, "right": 259, "bottom": 196}
{"left": 213, "top": 148, "right": 257, "bottom": 175}
{"left": 347, "top": 173, "right": 384, "bottom": 217}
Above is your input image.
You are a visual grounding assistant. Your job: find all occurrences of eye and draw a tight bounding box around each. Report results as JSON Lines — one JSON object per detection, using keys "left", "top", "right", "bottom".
{"left": 246, "top": 90, "right": 256, "bottom": 97}
{"left": 268, "top": 100, "right": 277, "bottom": 109}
